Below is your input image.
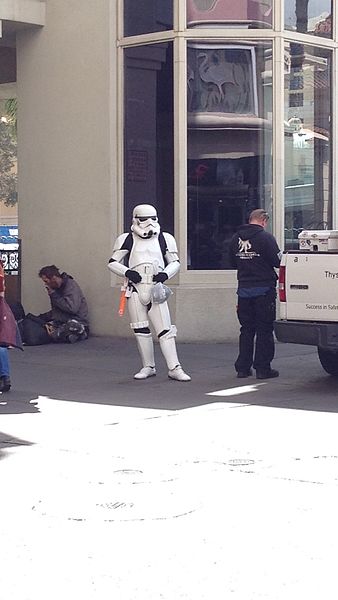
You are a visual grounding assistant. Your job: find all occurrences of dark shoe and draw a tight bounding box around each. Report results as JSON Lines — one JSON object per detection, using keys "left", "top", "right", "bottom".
{"left": 237, "top": 369, "right": 253, "bottom": 378}
{"left": 67, "top": 319, "right": 85, "bottom": 335}
{"left": 256, "top": 369, "right": 279, "bottom": 380}
{"left": 0, "top": 376, "right": 11, "bottom": 392}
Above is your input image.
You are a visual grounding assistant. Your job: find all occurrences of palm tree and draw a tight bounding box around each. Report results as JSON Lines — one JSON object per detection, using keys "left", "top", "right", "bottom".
{"left": 4, "top": 98, "right": 17, "bottom": 136}
{"left": 0, "top": 99, "right": 17, "bottom": 206}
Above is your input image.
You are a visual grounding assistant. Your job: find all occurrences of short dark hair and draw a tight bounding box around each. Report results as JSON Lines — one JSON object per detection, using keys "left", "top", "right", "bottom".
{"left": 38, "top": 265, "right": 61, "bottom": 279}
{"left": 249, "top": 208, "right": 269, "bottom": 223}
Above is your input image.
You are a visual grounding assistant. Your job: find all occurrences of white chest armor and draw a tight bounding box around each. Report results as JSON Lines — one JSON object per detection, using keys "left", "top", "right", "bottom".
{"left": 128, "top": 234, "right": 165, "bottom": 305}
{"left": 129, "top": 234, "right": 165, "bottom": 271}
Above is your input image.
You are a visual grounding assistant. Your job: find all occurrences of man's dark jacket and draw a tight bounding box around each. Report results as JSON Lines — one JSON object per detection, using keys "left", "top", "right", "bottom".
{"left": 229, "top": 224, "right": 281, "bottom": 288}
{"left": 48, "top": 273, "right": 89, "bottom": 326}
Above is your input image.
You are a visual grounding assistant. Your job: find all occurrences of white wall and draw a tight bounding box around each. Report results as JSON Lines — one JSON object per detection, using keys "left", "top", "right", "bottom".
{"left": 17, "top": 0, "right": 118, "bottom": 334}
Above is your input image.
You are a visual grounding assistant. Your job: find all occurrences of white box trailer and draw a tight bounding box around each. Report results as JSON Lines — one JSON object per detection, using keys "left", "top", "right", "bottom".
{"left": 278, "top": 251, "right": 338, "bottom": 323}
{"left": 274, "top": 231, "right": 338, "bottom": 375}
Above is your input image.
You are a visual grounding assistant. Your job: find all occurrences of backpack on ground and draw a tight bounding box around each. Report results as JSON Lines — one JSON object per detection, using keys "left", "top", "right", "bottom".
{"left": 21, "top": 314, "right": 52, "bottom": 346}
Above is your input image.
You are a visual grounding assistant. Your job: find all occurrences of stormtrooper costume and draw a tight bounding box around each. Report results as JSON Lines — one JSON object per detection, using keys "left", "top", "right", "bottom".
{"left": 108, "top": 204, "right": 191, "bottom": 381}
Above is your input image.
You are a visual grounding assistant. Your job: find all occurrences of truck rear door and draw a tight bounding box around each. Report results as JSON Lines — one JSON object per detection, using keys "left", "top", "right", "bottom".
{"left": 284, "top": 251, "right": 338, "bottom": 321}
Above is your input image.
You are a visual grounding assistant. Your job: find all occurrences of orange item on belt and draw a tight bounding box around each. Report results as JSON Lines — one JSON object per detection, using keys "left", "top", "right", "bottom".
{"left": 118, "top": 289, "right": 127, "bottom": 316}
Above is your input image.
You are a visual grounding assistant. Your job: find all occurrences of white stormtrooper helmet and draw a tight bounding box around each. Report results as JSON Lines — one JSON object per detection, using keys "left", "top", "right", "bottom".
{"left": 131, "top": 204, "right": 161, "bottom": 239}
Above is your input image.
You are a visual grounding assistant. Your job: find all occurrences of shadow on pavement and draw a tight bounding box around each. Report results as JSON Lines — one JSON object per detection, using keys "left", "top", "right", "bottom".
{"left": 0, "top": 393, "right": 40, "bottom": 415}
{"left": 0, "top": 430, "right": 33, "bottom": 460}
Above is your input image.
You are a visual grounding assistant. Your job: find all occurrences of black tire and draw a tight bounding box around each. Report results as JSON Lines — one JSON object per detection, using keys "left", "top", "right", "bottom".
{"left": 318, "top": 347, "right": 338, "bottom": 376}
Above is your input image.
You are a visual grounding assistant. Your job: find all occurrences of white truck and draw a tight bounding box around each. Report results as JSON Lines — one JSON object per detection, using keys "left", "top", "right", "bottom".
{"left": 274, "top": 230, "right": 338, "bottom": 375}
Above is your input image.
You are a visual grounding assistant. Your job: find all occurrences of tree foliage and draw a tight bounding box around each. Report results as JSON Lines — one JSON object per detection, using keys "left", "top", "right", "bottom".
{"left": 4, "top": 98, "right": 17, "bottom": 135}
{"left": 0, "top": 99, "right": 17, "bottom": 206}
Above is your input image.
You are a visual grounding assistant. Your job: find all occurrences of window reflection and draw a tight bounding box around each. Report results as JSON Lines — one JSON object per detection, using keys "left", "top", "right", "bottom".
{"left": 124, "top": 44, "right": 174, "bottom": 233}
{"left": 124, "top": 0, "right": 173, "bottom": 37}
{"left": 187, "top": 0, "right": 272, "bottom": 29}
{"left": 188, "top": 46, "right": 258, "bottom": 115}
{"left": 284, "top": 43, "right": 331, "bottom": 250}
{"left": 187, "top": 42, "right": 272, "bottom": 270}
{"left": 284, "top": 0, "right": 332, "bottom": 38}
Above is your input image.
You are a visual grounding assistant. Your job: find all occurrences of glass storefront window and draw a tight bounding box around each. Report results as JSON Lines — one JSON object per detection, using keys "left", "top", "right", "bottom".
{"left": 285, "top": 1, "right": 332, "bottom": 38}
{"left": 124, "top": 0, "right": 173, "bottom": 37}
{"left": 187, "top": 0, "right": 272, "bottom": 29}
{"left": 284, "top": 43, "right": 331, "bottom": 250}
{"left": 187, "top": 41, "right": 272, "bottom": 270}
{"left": 124, "top": 43, "right": 174, "bottom": 233}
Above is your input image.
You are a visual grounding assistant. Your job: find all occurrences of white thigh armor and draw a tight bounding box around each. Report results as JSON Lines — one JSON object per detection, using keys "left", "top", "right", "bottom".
{"left": 148, "top": 301, "right": 172, "bottom": 336}
{"left": 128, "top": 289, "right": 172, "bottom": 333}
{"left": 127, "top": 291, "right": 149, "bottom": 329}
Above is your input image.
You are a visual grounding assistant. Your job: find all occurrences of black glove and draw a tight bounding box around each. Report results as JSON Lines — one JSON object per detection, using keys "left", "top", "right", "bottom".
{"left": 153, "top": 272, "right": 168, "bottom": 283}
{"left": 125, "top": 269, "right": 142, "bottom": 284}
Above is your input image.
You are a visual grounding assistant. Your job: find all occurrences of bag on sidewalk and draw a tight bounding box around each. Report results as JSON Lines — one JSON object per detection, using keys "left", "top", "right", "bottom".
{"left": 21, "top": 314, "right": 52, "bottom": 346}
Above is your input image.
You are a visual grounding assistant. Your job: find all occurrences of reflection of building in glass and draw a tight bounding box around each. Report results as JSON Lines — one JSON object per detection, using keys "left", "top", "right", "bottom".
{"left": 284, "top": 44, "right": 331, "bottom": 249}
{"left": 187, "top": 45, "right": 258, "bottom": 116}
{"left": 284, "top": 0, "right": 332, "bottom": 38}
{"left": 124, "top": 0, "right": 173, "bottom": 36}
{"left": 187, "top": 43, "right": 272, "bottom": 269}
{"left": 124, "top": 44, "right": 174, "bottom": 233}
{"left": 187, "top": 0, "right": 272, "bottom": 28}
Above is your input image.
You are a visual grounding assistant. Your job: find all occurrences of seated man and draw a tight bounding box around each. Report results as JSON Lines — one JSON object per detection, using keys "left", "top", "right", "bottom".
{"left": 37, "top": 265, "right": 89, "bottom": 343}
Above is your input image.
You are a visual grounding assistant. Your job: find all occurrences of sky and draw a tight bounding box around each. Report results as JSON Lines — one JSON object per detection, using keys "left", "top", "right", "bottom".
{"left": 285, "top": 0, "right": 331, "bottom": 21}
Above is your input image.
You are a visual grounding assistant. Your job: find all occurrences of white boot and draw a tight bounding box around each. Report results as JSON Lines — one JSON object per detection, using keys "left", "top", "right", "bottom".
{"left": 168, "top": 365, "right": 191, "bottom": 382}
{"left": 159, "top": 327, "right": 191, "bottom": 382}
{"left": 134, "top": 333, "right": 156, "bottom": 380}
{"left": 134, "top": 366, "right": 156, "bottom": 380}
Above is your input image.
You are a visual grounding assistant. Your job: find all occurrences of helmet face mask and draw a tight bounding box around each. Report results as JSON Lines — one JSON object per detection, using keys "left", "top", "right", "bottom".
{"left": 131, "top": 204, "right": 161, "bottom": 238}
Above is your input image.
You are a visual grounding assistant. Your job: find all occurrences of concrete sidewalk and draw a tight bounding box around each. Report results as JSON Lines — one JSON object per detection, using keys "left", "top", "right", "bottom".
{"left": 2, "top": 338, "right": 338, "bottom": 599}
{"left": 3, "top": 334, "right": 338, "bottom": 412}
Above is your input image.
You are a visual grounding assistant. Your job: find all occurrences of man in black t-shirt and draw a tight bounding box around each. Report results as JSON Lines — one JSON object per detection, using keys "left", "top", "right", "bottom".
{"left": 229, "top": 209, "right": 281, "bottom": 379}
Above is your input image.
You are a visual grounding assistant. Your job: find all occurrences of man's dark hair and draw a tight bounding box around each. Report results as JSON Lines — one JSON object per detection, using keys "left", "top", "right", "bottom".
{"left": 249, "top": 208, "right": 269, "bottom": 223}
{"left": 38, "top": 265, "right": 62, "bottom": 279}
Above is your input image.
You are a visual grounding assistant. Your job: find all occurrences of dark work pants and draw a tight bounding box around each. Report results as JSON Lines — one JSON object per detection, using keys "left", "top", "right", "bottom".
{"left": 235, "top": 288, "right": 276, "bottom": 373}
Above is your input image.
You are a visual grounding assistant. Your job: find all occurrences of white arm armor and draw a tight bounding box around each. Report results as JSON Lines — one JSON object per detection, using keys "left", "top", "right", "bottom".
{"left": 162, "top": 232, "right": 180, "bottom": 279}
{"left": 108, "top": 233, "right": 130, "bottom": 278}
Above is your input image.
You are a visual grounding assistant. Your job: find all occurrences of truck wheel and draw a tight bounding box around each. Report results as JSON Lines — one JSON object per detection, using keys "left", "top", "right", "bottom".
{"left": 318, "top": 348, "right": 338, "bottom": 376}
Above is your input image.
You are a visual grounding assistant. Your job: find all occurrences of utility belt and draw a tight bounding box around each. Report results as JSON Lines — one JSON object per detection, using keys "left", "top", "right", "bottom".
{"left": 131, "top": 263, "right": 157, "bottom": 305}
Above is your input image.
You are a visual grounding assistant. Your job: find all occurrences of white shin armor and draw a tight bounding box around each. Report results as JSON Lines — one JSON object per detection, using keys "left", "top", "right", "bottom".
{"left": 159, "top": 326, "right": 180, "bottom": 371}
{"left": 135, "top": 332, "right": 155, "bottom": 368}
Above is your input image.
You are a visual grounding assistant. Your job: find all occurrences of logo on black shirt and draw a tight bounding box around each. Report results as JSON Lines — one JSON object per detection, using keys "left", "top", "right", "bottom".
{"left": 236, "top": 237, "right": 260, "bottom": 259}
